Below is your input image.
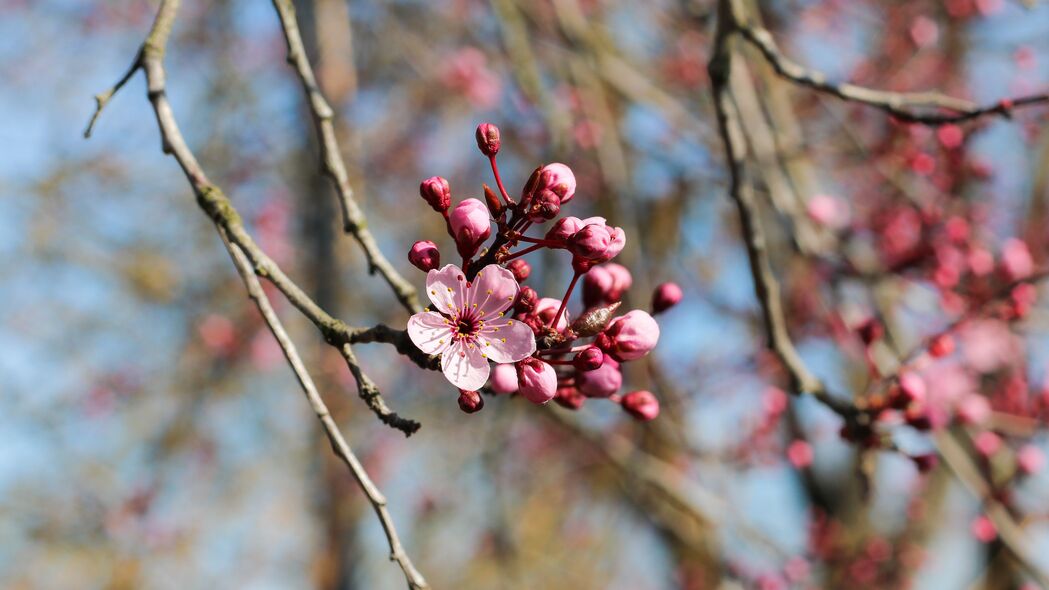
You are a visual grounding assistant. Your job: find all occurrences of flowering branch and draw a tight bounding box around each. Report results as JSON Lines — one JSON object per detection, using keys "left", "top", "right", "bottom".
{"left": 83, "top": 3, "right": 429, "bottom": 585}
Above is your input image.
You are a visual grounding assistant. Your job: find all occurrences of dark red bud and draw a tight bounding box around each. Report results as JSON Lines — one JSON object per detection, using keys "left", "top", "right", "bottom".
{"left": 573, "top": 346, "right": 605, "bottom": 371}
{"left": 419, "top": 176, "right": 451, "bottom": 212}
{"left": 521, "top": 166, "right": 543, "bottom": 202}
{"left": 475, "top": 123, "right": 501, "bottom": 156}
{"left": 507, "top": 259, "right": 531, "bottom": 282}
{"left": 554, "top": 386, "right": 586, "bottom": 410}
{"left": 408, "top": 240, "right": 441, "bottom": 272}
{"left": 652, "top": 282, "right": 683, "bottom": 314}
{"left": 458, "top": 389, "right": 484, "bottom": 414}
{"left": 911, "top": 453, "right": 939, "bottom": 473}
{"left": 528, "top": 189, "right": 561, "bottom": 222}
{"left": 856, "top": 318, "right": 883, "bottom": 346}
{"left": 513, "top": 286, "right": 539, "bottom": 314}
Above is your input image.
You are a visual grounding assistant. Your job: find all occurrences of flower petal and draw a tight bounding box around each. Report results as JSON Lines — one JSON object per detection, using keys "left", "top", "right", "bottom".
{"left": 406, "top": 311, "right": 454, "bottom": 355}
{"left": 441, "top": 340, "right": 490, "bottom": 391}
{"left": 479, "top": 317, "right": 536, "bottom": 363}
{"left": 425, "top": 264, "right": 468, "bottom": 315}
{"left": 468, "top": 264, "right": 519, "bottom": 318}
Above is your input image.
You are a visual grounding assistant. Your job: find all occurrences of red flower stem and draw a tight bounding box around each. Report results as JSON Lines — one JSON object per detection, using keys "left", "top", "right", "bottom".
{"left": 551, "top": 271, "right": 581, "bottom": 329}
{"left": 537, "top": 345, "right": 591, "bottom": 356}
{"left": 489, "top": 155, "right": 515, "bottom": 206}
{"left": 516, "top": 235, "right": 562, "bottom": 247}
{"left": 502, "top": 243, "right": 545, "bottom": 262}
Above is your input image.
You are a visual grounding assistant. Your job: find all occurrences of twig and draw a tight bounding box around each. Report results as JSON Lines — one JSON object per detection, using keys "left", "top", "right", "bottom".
{"left": 83, "top": 0, "right": 420, "bottom": 436}
{"left": 222, "top": 234, "right": 428, "bottom": 590}
{"left": 737, "top": 24, "right": 1049, "bottom": 126}
{"left": 708, "top": 0, "right": 858, "bottom": 422}
{"left": 270, "top": 0, "right": 421, "bottom": 315}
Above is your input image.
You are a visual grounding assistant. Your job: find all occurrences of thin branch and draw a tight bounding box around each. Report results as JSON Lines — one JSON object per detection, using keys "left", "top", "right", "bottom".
{"left": 270, "top": 0, "right": 421, "bottom": 315}
{"left": 708, "top": 0, "right": 859, "bottom": 423}
{"left": 83, "top": 0, "right": 420, "bottom": 436}
{"left": 736, "top": 24, "right": 1049, "bottom": 126}
{"left": 222, "top": 234, "right": 428, "bottom": 590}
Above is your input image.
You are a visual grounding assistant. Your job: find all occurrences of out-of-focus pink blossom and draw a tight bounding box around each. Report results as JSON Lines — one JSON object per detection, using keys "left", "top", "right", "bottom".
{"left": 198, "top": 314, "right": 236, "bottom": 356}
{"left": 909, "top": 16, "right": 939, "bottom": 48}
{"left": 971, "top": 515, "right": 997, "bottom": 543}
{"left": 441, "top": 47, "right": 502, "bottom": 108}
{"left": 974, "top": 431, "right": 1002, "bottom": 457}
{"left": 960, "top": 320, "right": 1021, "bottom": 373}
{"left": 955, "top": 394, "right": 991, "bottom": 425}
{"left": 621, "top": 390, "right": 660, "bottom": 421}
{"left": 652, "top": 282, "right": 683, "bottom": 314}
{"left": 937, "top": 124, "right": 964, "bottom": 148}
{"left": 1001, "top": 238, "right": 1034, "bottom": 280}
{"left": 787, "top": 440, "right": 813, "bottom": 468}
{"left": 1017, "top": 444, "right": 1045, "bottom": 475}
{"left": 806, "top": 194, "right": 850, "bottom": 230}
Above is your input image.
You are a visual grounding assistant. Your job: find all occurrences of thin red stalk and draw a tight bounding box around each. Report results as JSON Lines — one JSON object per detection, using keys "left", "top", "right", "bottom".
{"left": 502, "top": 243, "right": 544, "bottom": 262}
{"left": 551, "top": 272, "right": 581, "bottom": 330}
{"left": 489, "top": 155, "right": 514, "bottom": 206}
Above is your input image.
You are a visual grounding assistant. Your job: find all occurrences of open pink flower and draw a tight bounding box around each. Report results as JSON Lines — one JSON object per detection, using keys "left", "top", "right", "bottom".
{"left": 407, "top": 264, "right": 536, "bottom": 390}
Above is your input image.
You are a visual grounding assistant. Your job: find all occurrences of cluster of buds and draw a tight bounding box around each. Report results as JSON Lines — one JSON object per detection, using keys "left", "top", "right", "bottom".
{"left": 406, "top": 123, "right": 682, "bottom": 421}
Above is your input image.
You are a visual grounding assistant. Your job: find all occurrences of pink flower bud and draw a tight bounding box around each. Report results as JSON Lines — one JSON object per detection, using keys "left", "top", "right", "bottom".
{"left": 546, "top": 216, "right": 587, "bottom": 243}
{"left": 896, "top": 372, "right": 927, "bottom": 407}
{"left": 971, "top": 515, "right": 997, "bottom": 543}
{"left": 513, "top": 286, "right": 538, "bottom": 314}
{"left": 974, "top": 431, "right": 1002, "bottom": 457}
{"left": 569, "top": 223, "right": 626, "bottom": 266}
{"left": 1001, "top": 238, "right": 1033, "bottom": 281}
{"left": 573, "top": 346, "right": 604, "bottom": 371}
{"left": 786, "top": 440, "right": 813, "bottom": 468}
{"left": 408, "top": 240, "right": 441, "bottom": 272}
{"left": 576, "top": 357, "right": 622, "bottom": 398}
{"left": 538, "top": 163, "right": 576, "bottom": 203}
{"left": 554, "top": 386, "right": 585, "bottom": 410}
{"left": 507, "top": 259, "right": 530, "bottom": 282}
{"left": 475, "top": 122, "right": 501, "bottom": 156}
{"left": 621, "top": 390, "right": 660, "bottom": 421}
{"left": 955, "top": 394, "right": 991, "bottom": 425}
{"left": 449, "top": 198, "right": 491, "bottom": 257}
{"left": 516, "top": 358, "right": 557, "bottom": 404}
{"left": 929, "top": 334, "right": 954, "bottom": 357}
{"left": 1017, "top": 444, "right": 1045, "bottom": 475}
{"left": 806, "top": 194, "right": 849, "bottom": 229}
{"left": 419, "top": 176, "right": 451, "bottom": 212}
{"left": 527, "top": 189, "right": 561, "bottom": 222}
{"left": 489, "top": 363, "right": 519, "bottom": 394}
{"left": 457, "top": 389, "right": 484, "bottom": 413}
{"left": 600, "top": 310, "right": 660, "bottom": 361}
{"left": 652, "top": 282, "right": 683, "bottom": 314}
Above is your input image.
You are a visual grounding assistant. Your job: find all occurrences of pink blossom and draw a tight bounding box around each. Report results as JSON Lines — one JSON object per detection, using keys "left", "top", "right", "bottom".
{"left": 599, "top": 310, "right": 660, "bottom": 361}
{"left": 787, "top": 440, "right": 814, "bottom": 468}
{"left": 489, "top": 363, "right": 519, "bottom": 394}
{"left": 652, "top": 282, "right": 683, "bottom": 314}
{"left": 576, "top": 356, "right": 622, "bottom": 398}
{"left": 960, "top": 319, "right": 1021, "bottom": 373}
{"left": 971, "top": 515, "right": 997, "bottom": 543}
{"left": 546, "top": 215, "right": 606, "bottom": 242}
{"left": 937, "top": 124, "right": 964, "bottom": 149}
{"left": 973, "top": 431, "right": 1002, "bottom": 457}
{"left": 1001, "top": 238, "right": 1033, "bottom": 280}
{"left": 516, "top": 358, "right": 557, "bottom": 404}
{"left": 569, "top": 223, "right": 626, "bottom": 269}
{"left": 441, "top": 48, "right": 501, "bottom": 108}
{"left": 1017, "top": 444, "right": 1045, "bottom": 475}
{"left": 806, "top": 194, "right": 850, "bottom": 229}
{"left": 969, "top": 247, "right": 995, "bottom": 276}
{"left": 407, "top": 264, "right": 535, "bottom": 391}
{"left": 198, "top": 314, "right": 236, "bottom": 355}
{"left": 408, "top": 240, "right": 441, "bottom": 272}
{"left": 475, "top": 123, "right": 500, "bottom": 156}
{"left": 419, "top": 176, "right": 451, "bottom": 212}
{"left": 898, "top": 372, "right": 927, "bottom": 406}
{"left": 582, "top": 263, "right": 632, "bottom": 306}
{"left": 449, "top": 199, "right": 491, "bottom": 257}
{"left": 538, "top": 163, "right": 577, "bottom": 203}
{"left": 954, "top": 394, "right": 991, "bottom": 425}
{"left": 533, "top": 297, "right": 571, "bottom": 332}
{"left": 621, "top": 390, "right": 660, "bottom": 421}
{"left": 909, "top": 16, "right": 939, "bottom": 48}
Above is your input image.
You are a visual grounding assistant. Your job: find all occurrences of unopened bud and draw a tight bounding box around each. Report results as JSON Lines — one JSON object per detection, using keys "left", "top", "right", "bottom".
{"left": 513, "top": 286, "right": 539, "bottom": 314}
{"left": 408, "top": 240, "right": 441, "bottom": 272}
{"left": 520, "top": 166, "right": 542, "bottom": 202}
{"left": 457, "top": 389, "right": 484, "bottom": 414}
{"left": 571, "top": 302, "right": 621, "bottom": 337}
{"left": 652, "top": 282, "right": 683, "bottom": 314}
{"left": 621, "top": 390, "right": 660, "bottom": 421}
{"left": 516, "top": 358, "right": 557, "bottom": 404}
{"left": 475, "top": 123, "right": 501, "bottom": 156}
{"left": 483, "top": 183, "right": 504, "bottom": 219}
{"left": 507, "top": 259, "right": 531, "bottom": 282}
{"left": 856, "top": 318, "right": 883, "bottom": 346}
{"left": 554, "top": 386, "right": 586, "bottom": 410}
{"left": 419, "top": 176, "right": 451, "bottom": 212}
{"left": 573, "top": 346, "right": 605, "bottom": 371}
{"left": 911, "top": 453, "right": 939, "bottom": 473}
{"left": 528, "top": 189, "right": 561, "bottom": 222}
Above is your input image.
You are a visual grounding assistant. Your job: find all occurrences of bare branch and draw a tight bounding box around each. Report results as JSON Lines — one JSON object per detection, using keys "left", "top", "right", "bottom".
{"left": 222, "top": 234, "right": 428, "bottom": 590}
{"left": 270, "top": 0, "right": 421, "bottom": 315}
{"left": 736, "top": 23, "right": 1049, "bottom": 126}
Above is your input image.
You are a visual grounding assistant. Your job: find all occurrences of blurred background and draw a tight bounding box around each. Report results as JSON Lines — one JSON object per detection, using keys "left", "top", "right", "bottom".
{"left": 4, "top": 0, "right": 1049, "bottom": 588}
